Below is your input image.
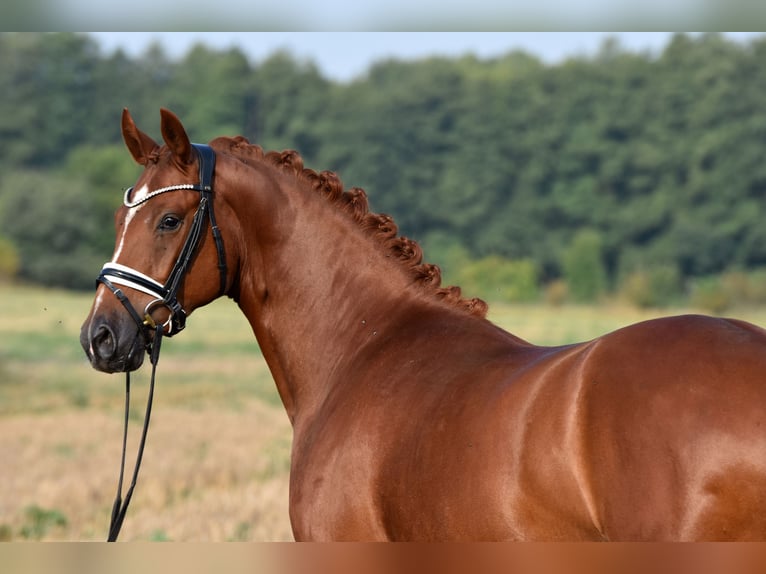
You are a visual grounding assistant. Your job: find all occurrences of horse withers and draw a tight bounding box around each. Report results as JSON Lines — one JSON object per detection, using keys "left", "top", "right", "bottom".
{"left": 81, "top": 108, "right": 766, "bottom": 540}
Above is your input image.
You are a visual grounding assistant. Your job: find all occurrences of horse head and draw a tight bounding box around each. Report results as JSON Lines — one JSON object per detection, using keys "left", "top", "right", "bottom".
{"left": 80, "top": 109, "right": 230, "bottom": 373}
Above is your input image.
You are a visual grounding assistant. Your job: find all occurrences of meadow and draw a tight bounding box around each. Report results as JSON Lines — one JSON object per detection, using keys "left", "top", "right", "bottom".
{"left": 1, "top": 283, "right": 765, "bottom": 541}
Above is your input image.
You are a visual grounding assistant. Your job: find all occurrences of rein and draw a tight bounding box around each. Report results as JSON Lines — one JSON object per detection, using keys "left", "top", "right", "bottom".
{"left": 98, "top": 144, "right": 226, "bottom": 541}
{"left": 107, "top": 323, "right": 162, "bottom": 542}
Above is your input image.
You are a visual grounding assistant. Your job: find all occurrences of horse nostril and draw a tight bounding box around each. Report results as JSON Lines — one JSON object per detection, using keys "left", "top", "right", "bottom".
{"left": 92, "top": 324, "right": 117, "bottom": 361}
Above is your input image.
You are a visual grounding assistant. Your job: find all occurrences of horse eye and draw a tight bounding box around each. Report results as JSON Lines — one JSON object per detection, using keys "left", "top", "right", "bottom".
{"left": 159, "top": 215, "right": 181, "bottom": 231}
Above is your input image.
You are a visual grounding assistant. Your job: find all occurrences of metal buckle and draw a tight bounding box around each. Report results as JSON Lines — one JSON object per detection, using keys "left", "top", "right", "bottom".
{"left": 143, "top": 298, "right": 178, "bottom": 335}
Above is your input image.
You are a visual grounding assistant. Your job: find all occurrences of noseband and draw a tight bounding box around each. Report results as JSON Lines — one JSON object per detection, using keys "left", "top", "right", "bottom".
{"left": 97, "top": 143, "right": 227, "bottom": 541}
{"left": 97, "top": 143, "right": 227, "bottom": 341}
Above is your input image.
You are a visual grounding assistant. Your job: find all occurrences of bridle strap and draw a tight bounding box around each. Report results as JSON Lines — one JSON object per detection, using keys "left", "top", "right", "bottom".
{"left": 97, "top": 275, "right": 152, "bottom": 335}
{"left": 195, "top": 144, "right": 226, "bottom": 294}
{"left": 107, "top": 323, "right": 162, "bottom": 542}
{"left": 98, "top": 263, "right": 169, "bottom": 301}
{"left": 162, "top": 144, "right": 219, "bottom": 300}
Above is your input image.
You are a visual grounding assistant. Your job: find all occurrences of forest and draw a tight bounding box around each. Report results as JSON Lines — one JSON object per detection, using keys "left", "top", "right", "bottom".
{"left": 1, "top": 32, "right": 766, "bottom": 309}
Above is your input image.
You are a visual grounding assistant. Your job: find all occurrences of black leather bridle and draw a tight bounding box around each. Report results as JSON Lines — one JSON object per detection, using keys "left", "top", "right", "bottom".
{"left": 97, "top": 143, "right": 226, "bottom": 341}
{"left": 98, "top": 143, "right": 227, "bottom": 541}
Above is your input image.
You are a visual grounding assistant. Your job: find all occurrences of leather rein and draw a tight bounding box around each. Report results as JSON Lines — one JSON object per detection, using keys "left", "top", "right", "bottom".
{"left": 96, "top": 144, "right": 226, "bottom": 541}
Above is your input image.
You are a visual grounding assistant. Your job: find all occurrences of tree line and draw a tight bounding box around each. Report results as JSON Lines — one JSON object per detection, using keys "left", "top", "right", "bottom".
{"left": 1, "top": 32, "right": 766, "bottom": 309}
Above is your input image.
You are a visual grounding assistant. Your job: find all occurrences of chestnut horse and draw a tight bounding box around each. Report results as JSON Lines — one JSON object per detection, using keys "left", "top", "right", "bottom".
{"left": 81, "top": 108, "right": 766, "bottom": 541}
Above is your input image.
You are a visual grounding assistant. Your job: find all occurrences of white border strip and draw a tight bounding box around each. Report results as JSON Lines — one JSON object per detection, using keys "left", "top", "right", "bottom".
{"left": 100, "top": 261, "right": 165, "bottom": 299}
{"left": 124, "top": 183, "right": 198, "bottom": 208}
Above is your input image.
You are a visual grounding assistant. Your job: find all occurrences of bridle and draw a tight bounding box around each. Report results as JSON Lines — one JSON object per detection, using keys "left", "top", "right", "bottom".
{"left": 98, "top": 143, "right": 227, "bottom": 541}
{"left": 97, "top": 143, "right": 226, "bottom": 339}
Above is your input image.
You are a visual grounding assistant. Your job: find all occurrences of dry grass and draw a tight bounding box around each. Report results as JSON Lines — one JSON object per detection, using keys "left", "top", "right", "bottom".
{"left": 1, "top": 403, "right": 293, "bottom": 541}
{"left": 2, "top": 283, "right": 764, "bottom": 541}
{"left": 0, "top": 285, "right": 291, "bottom": 541}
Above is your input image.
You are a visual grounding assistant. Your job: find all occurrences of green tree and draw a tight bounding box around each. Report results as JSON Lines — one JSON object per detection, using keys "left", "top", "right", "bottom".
{"left": 0, "top": 33, "right": 102, "bottom": 168}
{"left": 250, "top": 50, "right": 331, "bottom": 156}
{"left": 0, "top": 235, "right": 19, "bottom": 281}
{"left": 460, "top": 256, "right": 540, "bottom": 303}
{"left": 3, "top": 32, "right": 766, "bottom": 295}
{"left": 619, "top": 264, "right": 682, "bottom": 308}
{"left": 0, "top": 170, "right": 109, "bottom": 289}
{"left": 561, "top": 229, "right": 608, "bottom": 303}
{"left": 164, "top": 44, "right": 255, "bottom": 137}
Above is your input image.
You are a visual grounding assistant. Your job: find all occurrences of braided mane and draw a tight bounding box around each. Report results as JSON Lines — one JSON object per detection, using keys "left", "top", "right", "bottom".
{"left": 210, "top": 136, "right": 488, "bottom": 318}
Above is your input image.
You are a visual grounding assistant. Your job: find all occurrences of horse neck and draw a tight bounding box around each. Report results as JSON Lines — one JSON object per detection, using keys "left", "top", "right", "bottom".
{"left": 223, "top": 162, "right": 424, "bottom": 426}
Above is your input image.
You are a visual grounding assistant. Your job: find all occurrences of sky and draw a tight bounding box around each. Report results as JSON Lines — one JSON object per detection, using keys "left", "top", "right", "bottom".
{"left": 87, "top": 32, "right": 765, "bottom": 83}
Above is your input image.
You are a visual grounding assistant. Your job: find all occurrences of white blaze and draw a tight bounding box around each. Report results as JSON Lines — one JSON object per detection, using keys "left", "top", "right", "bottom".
{"left": 89, "top": 183, "right": 149, "bottom": 346}
{"left": 112, "top": 184, "right": 148, "bottom": 261}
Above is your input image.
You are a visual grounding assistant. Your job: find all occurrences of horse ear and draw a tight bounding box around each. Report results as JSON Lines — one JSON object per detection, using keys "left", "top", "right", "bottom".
{"left": 121, "top": 108, "right": 159, "bottom": 166}
{"left": 160, "top": 108, "right": 194, "bottom": 166}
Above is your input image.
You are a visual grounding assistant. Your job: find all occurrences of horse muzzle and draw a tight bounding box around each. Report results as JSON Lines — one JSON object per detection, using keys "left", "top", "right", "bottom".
{"left": 80, "top": 315, "right": 147, "bottom": 373}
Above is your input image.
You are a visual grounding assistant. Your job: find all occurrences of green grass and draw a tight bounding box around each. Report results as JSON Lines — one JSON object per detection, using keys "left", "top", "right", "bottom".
{"left": 488, "top": 300, "right": 766, "bottom": 346}
{"left": 18, "top": 505, "right": 68, "bottom": 540}
{"left": 0, "top": 283, "right": 275, "bottom": 415}
{"left": 3, "top": 283, "right": 766, "bottom": 416}
{"left": 3, "top": 282, "right": 766, "bottom": 541}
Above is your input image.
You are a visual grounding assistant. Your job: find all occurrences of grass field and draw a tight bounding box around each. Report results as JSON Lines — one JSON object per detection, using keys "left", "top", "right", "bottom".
{"left": 1, "top": 283, "right": 765, "bottom": 541}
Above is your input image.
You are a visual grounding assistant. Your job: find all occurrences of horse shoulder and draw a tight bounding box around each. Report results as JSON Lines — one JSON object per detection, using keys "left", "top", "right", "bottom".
{"left": 288, "top": 312, "right": 536, "bottom": 539}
